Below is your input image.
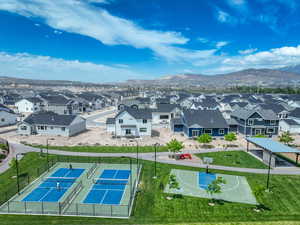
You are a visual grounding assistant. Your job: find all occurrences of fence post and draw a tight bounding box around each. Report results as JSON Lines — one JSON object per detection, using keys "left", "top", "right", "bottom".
{"left": 42, "top": 201, "right": 44, "bottom": 214}
{"left": 24, "top": 201, "right": 27, "bottom": 213}
{"left": 76, "top": 203, "right": 78, "bottom": 216}
{"left": 110, "top": 205, "right": 113, "bottom": 216}
{"left": 7, "top": 201, "right": 9, "bottom": 213}
{"left": 93, "top": 204, "right": 95, "bottom": 216}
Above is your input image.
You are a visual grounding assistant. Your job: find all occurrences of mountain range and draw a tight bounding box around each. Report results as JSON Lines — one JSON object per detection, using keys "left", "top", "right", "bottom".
{"left": 1, "top": 65, "right": 300, "bottom": 88}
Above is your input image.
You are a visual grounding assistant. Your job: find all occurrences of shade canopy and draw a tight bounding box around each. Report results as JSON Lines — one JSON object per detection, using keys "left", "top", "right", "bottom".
{"left": 246, "top": 137, "right": 300, "bottom": 153}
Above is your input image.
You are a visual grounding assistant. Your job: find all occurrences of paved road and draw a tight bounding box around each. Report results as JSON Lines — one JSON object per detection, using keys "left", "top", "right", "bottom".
{"left": 85, "top": 109, "right": 116, "bottom": 127}
{"left": 2, "top": 142, "right": 300, "bottom": 175}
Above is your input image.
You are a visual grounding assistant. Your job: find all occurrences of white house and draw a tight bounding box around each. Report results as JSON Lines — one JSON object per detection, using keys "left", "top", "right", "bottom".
{"left": 151, "top": 104, "right": 181, "bottom": 128}
{"left": 0, "top": 104, "right": 18, "bottom": 127}
{"left": 106, "top": 107, "right": 152, "bottom": 137}
{"left": 17, "top": 111, "right": 86, "bottom": 137}
{"left": 15, "top": 97, "right": 44, "bottom": 113}
{"left": 279, "top": 119, "right": 300, "bottom": 134}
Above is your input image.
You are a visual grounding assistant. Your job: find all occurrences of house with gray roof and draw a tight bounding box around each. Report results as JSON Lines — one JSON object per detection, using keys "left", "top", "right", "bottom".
{"left": 0, "top": 104, "right": 17, "bottom": 127}
{"left": 230, "top": 108, "right": 279, "bottom": 136}
{"left": 15, "top": 97, "right": 44, "bottom": 113}
{"left": 279, "top": 119, "right": 300, "bottom": 134}
{"left": 17, "top": 111, "right": 86, "bottom": 137}
{"left": 171, "top": 109, "right": 229, "bottom": 138}
{"left": 106, "top": 107, "right": 152, "bottom": 137}
{"left": 40, "top": 95, "right": 79, "bottom": 115}
{"left": 151, "top": 104, "right": 181, "bottom": 128}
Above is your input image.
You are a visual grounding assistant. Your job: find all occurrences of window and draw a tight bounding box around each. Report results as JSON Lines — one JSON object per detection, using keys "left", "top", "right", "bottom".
{"left": 219, "top": 129, "right": 224, "bottom": 135}
{"left": 192, "top": 130, "right": 199, "bottom": 137}
{"left": 247, "top": 119, "right": 254, "bottom": 126}
{"left": 20, "top": 126, "right": 27, "bottom": 130}
{"left": 119, "top": 119, "right": 123, "bottom": 124}
{"left": 270, "top": 120, "right": 276, "bottom": 125}
{"left": 1, "top": 118, "right": 4, "bottom": 122}
{"left": 61, "top": 127, "right": 66, "bottom": 131}
{"left": 125, "top": 129, "right": 131, "bottom": 135}
{"left": 140, "top": 128, "right": 147, "bottom": 132}
{"left": 267, "top": 128, "right": 275, "bottom": 133}
{"left": 50, "top": 126, "right": 54, "bottom": 130}
{"left": 204, "top": 129, "right": 212, "bottom": 134}
{"left": 142, "top": 119, "right": 147, "bottom": 124}
{"left": 160, "top": 115, "right": 169, "bottom": 119}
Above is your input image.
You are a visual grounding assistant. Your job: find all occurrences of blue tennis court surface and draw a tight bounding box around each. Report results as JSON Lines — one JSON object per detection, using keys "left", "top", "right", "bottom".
{"left": 198, "top": 172, "right": 216, "bottom": 190}
{"left": 83, "top": 169, "right": 131, "bottom": 205}
{"left": 22, "top": 168, "right": 84, "bottom": 202}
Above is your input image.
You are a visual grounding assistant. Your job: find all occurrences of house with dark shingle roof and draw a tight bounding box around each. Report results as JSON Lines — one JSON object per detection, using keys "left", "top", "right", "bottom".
{"left": 230, "top": 108, "right": 279, "bottom": 136}
{"left": 279, "top": 119, "right": 300, "bottom": 134}
{"left": 0, "top": 104, "right": 17, "bottom": 127}
{"left": 17, "top": 111, "right": 86, "bottom": 137}
{"left": 151, "top": 104, "right": 181, "bottom": 128}
{"left": 171, "top": 109, "right": 229, "bottom": 138}
{"left": 40, "top": 95, "right": 79, "bottom": 115}
{"left": 106, "top": 107, "right": 152, "bottom": 137}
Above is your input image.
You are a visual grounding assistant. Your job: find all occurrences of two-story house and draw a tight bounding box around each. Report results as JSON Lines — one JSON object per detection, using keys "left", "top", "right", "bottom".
{"left": 230, "top": 108, "right": 279, "bottom": 136}
{"left": 171, "top": 109, "right": 228, "bottom": 138}
{"left": 15, "top": 97, "right": 44, "bottom": 113}
{"left": 151, "top": 104, "right": 181, "bottom": 128}
{"left": 106, "top": 107, "right": 152, "bottom": 137}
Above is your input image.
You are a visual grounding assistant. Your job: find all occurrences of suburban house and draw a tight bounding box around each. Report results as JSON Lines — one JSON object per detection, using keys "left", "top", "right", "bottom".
{"left": 151, "top": 104, "right": 181, "bottom": 128}
{"left": 15, "top": 97, "right": 44, "bottom": 113}
{"left": 171, "top": 109, "right": 229, "bottom": 138}
{"left": 230, "top": 108, "right": 279, "bottom": 136}
{"left": 257, "top": 103, "right": 289, "bottom": 120}
{"left": 106, "top": 107, "right": 152, "bottom": 137}
{"left": 17, "top": 111, "right": 86, "bottom": 137}
{"left": 0, "top": 104, "right": 18, "bottom": 127}
{"left": 40, "top": 95, "right": 79, "bottom": 115}
{"left": 279, "top": 119, "right": 300, "bottom": 134}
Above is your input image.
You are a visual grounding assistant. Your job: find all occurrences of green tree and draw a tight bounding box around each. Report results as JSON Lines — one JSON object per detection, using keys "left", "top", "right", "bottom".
{"left": 197, "top": 133, "right": 212, "bottom": 147}
{"left": 166, "top": 139, "right": 184, "bottom": 157}
{"left": 254, "top": 134, "right": 267, "bottom": 138}
{"left": 9, "top": 157, "right": 17, "bottom": 169}
{"left": 169, "top": 174, "right": 180, "bottom": 190}
{"left": 279, "top": 131, "right": 294, "bottom": 146}
{"left": 206, "top": 177, "right": 226, "bottom": 204}
{"left": 224, "top": 132, "right": 237, "bottom": 149}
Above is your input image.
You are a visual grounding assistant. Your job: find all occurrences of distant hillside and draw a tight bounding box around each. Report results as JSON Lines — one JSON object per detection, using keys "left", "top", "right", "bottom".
{"left": 126, "top": 68, "right": 300, "bottom": 88}
{"left": 280, "top": 64, "right": 300, "bottom": 74}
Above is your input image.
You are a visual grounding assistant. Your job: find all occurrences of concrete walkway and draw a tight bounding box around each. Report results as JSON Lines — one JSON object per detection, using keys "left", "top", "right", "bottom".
{"left": 2, "top": 142, "right": 300, "bottom": 175}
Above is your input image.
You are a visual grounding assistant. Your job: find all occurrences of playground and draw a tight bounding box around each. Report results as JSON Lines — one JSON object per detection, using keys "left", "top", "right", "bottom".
{"left": 164, "top": 169, "right": 257, "bottom": 205}
{"left": 0, "top": 162, "right": 141, "bottom": 218}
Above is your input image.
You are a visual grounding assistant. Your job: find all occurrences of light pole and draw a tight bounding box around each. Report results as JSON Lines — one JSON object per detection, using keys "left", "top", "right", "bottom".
{"left": 130, "top": 139, "right": 139, "bottom": 177}
{"left": 15, "top": 153, "right": 24, "bottom": 195}
{"left": 153, "top": 143, "right": 159, "bottom": 179}
{"left": 46, "top": 138, "right": 54, "bottom": 171}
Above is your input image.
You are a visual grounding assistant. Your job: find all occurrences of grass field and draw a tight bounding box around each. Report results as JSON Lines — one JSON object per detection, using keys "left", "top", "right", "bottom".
{"left": 28, "top": 144, "right": 168, "bottom": 153}
{"left": 1, "top": 153, "right": 300, "bottom": 225}
{"left": 196, "top": 151, "right": 268, "bottom": 169}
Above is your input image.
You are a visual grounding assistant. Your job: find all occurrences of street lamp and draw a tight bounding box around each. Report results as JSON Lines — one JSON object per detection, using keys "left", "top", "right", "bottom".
{"left": 130, "top": 139, "right": 139, "bottom": 176}
{"left": 15, "top": 153, "right": 25, "bottom": 195}
{"left": 46, "top": 138, "right": 55, "bottom": 171}
{"left": 153, "top": 143, "right": 159, "bottom": 179}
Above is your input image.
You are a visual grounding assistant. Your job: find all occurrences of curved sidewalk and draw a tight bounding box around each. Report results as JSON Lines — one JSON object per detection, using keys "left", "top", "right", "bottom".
{"left": 2, "top": 142, "right": 300, "bottom": 175}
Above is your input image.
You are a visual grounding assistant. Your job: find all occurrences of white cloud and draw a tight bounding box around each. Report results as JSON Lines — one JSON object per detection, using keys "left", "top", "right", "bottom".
{"left": 0, "top": 52, "right": 144, "bottom": 82}
{"left": 0, "top": 0, "right": 216, "bottom": 63}
{"left": 202, "top": 45, "right": 300, "bottom": 74}
{"left": 54, "top": 30, "right": 63, "bottom": 35}
{"left": 197, "top": 37, "right": 209, "bottom": 43}
{"left": 238, "top": 48, "right": 258, "bottom": 55}
{"left": 216, "top": 41, "right": 229, "bottom": 48}
{"left": 217, "top": 10, "right": 230, "bottom": 23}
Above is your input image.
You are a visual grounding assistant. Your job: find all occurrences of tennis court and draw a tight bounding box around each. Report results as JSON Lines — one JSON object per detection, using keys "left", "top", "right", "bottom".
{"left": 0, "top": 162, "right": 141, "bottom": 218}
{"left": 83, "top": 169, "right": 131, "bottom": 205}
{"left": 165, "top": 169, "right": 257, "bottom": 205}
{"left": 22, "top": 168, "right": 84, "bottom": 202}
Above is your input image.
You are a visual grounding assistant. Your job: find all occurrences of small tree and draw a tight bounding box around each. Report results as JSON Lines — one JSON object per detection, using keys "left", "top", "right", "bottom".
{"left": 166, "top": 139, "right": 184, "bottom": 158}
{"left": 169, "top": 174, "right": 180, "bottom": 190}
{"left": 206, "top": 177, "right": 226, "bottom": 205}
{"left": 254, "top": 134, "right": 267, "bottom": 138}
{"left": 9, "top": 157, "right": 17, "bottom": 169}
{"left": 197, "top": 133, "right": 212, "bottom": 148}
{"left": 279, "top": 131, "right": 294, "bottom": 146}
{"left": 224, "top": 132, "right": 237, "bottom": 149}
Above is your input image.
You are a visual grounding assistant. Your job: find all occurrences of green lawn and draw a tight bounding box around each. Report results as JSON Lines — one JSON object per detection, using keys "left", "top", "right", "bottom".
{"left": 1, "top": 153, "right": 300, "bottom": 225}
{"left": 196, "top": 151, "right": 268, "bottom": 169}
{"left": 28, "top": 144, "right": 168, "bottom": 153}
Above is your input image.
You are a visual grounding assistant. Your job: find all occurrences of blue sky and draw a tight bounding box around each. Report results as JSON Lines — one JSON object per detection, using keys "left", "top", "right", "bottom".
{"left": 0, "top": 0, "right": 300, "bottom": 82}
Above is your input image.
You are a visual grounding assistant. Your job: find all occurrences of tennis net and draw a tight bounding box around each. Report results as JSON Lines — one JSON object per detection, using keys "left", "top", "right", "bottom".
{"left": 59, "top": 180, "right": 83, "bottom": 214}
{"left": 42, "top": 177, "right": 77, "bottom": 183}
{"left": 92, "top": 178, "right": 128, "bottom": 185}
{"left": 86, "top": 163, "right": 97, "bottom": 179}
